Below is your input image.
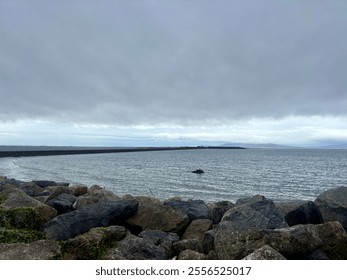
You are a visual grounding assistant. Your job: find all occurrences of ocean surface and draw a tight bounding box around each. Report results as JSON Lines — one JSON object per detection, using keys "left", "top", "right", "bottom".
{"left": 1, "top": 149, "right": 346, "bottom": 203}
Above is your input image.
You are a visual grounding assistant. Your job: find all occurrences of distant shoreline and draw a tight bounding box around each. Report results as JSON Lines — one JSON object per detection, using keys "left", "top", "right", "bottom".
{"left": 0, "top": 146, "right": 245, "bottom": 158}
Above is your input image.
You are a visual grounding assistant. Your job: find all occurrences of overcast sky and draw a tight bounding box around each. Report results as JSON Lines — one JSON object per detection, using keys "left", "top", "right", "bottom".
{"left": 0, "top": 0, "right": 346, "bottom": 147}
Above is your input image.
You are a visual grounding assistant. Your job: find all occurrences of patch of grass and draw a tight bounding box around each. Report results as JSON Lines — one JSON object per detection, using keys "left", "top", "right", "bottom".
{"left": 0, "top": 228, "right": 45, "bottom": 243}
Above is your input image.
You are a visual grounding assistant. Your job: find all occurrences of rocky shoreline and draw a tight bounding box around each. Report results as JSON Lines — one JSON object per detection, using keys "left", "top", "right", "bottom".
{"left": 0, "top": 175, "right": 346, "bottom": 260}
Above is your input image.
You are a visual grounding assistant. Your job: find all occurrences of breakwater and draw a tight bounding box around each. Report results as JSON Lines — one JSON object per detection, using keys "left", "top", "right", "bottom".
{"left": 0, "top": 175, "right": 346, "bottom": 260}
{"left": 0, "top": 146, "right": 244, "bottom": 158}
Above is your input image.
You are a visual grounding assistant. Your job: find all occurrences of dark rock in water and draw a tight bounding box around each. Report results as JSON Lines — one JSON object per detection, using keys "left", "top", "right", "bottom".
{"left": 164, "top": 199, "right": 210, "bottom": 222}
{"left": 222, "top": 195, "right": 288, "bottom": 229}
{"left": 276, "top": 200, "right": 323, "bottom": 226}
{"left": 43, "top": 201, "right": 138, "bottom": 240}
{"left": 46, "top": 193, "right": 76, "bottom": 215}
{"left": 33, "top": 180, "right": 69, "bottom": 188}
{"left": 315, "top": 186, "right": 347, "bottom": 230}
{"left": 192, "top": 168, "right": 204, "bottom": 174}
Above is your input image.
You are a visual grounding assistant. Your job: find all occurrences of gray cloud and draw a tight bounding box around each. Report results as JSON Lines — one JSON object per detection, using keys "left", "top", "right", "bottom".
{"left": 0, "top": 0, "right": 347, "bottom": 126}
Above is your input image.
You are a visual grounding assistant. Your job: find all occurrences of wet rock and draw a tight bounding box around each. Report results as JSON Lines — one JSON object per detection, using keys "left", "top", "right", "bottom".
{"left": 43, "top": 201, "right": 138, "bottom": 240}
{"left": 276, "top": 200, "right": 323, "bottom": 226}
{"left": 315, "top": 186, "right": 347, "bottom": 230}
{"left": 242, "top": 245, "right": 286, "bottom": 260}
{"left": 125, "top": 196, "right": 189, "bottom": 234}
{"left": 222, "top": 195, "right": 288, "bottom": 229}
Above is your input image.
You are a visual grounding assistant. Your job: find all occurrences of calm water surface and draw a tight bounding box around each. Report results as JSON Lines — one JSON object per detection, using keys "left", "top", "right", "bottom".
{"left": 1, "top": 149, "right": 346, "bottom": 202}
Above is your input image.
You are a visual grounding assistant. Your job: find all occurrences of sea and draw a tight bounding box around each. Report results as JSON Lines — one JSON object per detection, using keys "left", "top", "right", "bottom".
{"left": 0, "top": 148, "right": 346, "bottom": 203}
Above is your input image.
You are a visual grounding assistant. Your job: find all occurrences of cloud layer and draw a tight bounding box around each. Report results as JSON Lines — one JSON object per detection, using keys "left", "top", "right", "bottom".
{"left": 0, "top": 1, "right": 346, "bottom": 146}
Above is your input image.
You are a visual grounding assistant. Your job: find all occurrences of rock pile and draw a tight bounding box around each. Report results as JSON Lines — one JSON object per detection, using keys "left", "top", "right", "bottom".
{"left": 0, "top": 176, "right": 346, "bottom": 260}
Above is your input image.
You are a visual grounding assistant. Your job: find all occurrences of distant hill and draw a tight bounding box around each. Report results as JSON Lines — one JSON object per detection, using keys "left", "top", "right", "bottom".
{"left": 319, "top": 144, "right": 347, "bottom": 149}
{"left": 220, "top": 143, "right": 298, "bottom": 149}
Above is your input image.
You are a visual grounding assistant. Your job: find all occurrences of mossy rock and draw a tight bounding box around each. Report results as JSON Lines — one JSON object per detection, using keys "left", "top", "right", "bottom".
{"left": 0, "top": 207, "right": 45, "bottom": 230}
{"left": 61, "top": 226, "right": 128, "bottom": 260}
{"left": 0, "top": 228, "right": 45, "bottom": 243}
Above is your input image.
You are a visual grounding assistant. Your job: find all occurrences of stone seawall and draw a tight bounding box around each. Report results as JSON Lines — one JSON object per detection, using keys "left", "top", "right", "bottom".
{"left": 0, "top": 146, "right": 244, "bottom": 158}
{"left": 0, "top": 175, "right": 346, "bottom": 260}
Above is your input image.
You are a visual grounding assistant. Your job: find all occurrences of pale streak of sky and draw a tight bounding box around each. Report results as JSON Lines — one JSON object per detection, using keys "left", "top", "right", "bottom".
{"left": 0, "top": 1, "right": 346, "bottom": 147}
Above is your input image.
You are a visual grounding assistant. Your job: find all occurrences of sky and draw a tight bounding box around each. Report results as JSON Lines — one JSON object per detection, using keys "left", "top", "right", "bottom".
{"left": 0, "top": 0, "right": 347, "bottom": 147}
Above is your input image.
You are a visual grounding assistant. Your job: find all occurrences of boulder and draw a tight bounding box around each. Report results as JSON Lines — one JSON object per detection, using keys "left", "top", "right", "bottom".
{"left": 222, "top": 195, "right": 288, "bottom": 229}
{"left": 139, "top": 230, "right": 179, "bottom": 257}
{"left": 214, "top": 221, "right": 267, "bottom": 259}
{"left": 276, "top": 200, "right": 322, "bottom": 226}
{"left": 62, "top": 226, "right": 128, "bottom": 259}
{"left": 46, "top": 193, "right": 76, "bottom": 215}
{"left": 178, "top": 249, "right": 207, "bottom": 260}
{"left": 172, "top": 239, "right": 203, "bottom": 256}
{"left": 164, "top": 199, "right": 210, "bottom": 222}
{"left": 208, "top": 201, "right": 235, "bottom": 224}
{"left": 0, "top": 240, "right": 61, "bottom": 260}
{"left": 315, "top": 186, "right": 347, "bottom": 230}
{"left": 314, "top": 221, "right": 347, "bottom": 259}
{"left": 214, "top": 221, "right": 328, "bottom": 260}
{"left": 182, "top": 219, "right": 213, "bottom": 241}
{"left": 33, "top": 180, "right": 69, "bottom": 188}
{"left": 107, "top": 234, "right": 168, "bottom": 260}
{"left": 242, "top": 245, "right": 286, "bottom": 260}
{"left": 0, "top": 186, "right": 57, "bottom": 228}
{"left": 69, "top": 184, "right": 89, "bottom": 197}
{"left": 43, "top": 200, "right": 138, "bottom": 240}
{"left": 73, "top": 185, "right": 121, "bottom": 209}
{"left": 125, "top": 196, "right": 189, "bottom": 234}
{"left": 202, "top": 229, "right": 215, "bottom": 254}
{"left": 0, "top": 179, "right": 45, "bottom": 197}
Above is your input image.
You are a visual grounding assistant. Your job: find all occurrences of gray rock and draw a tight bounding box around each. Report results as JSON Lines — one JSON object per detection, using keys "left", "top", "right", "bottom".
{"left": 315, "top": 186, "right": 347, "bottom": 230}
{"left": 125, "top": 196, "right": 189, "bottom": 234}
{"left": 182, "top": 219, "right": 213, "bottom": 241}
{"left": 214, "top": 221, "right": 332, "bottom": 260}
{"left": 33, "top": 180, "right": 69, "bottom": 188}
{"left": 242, "top": 245, "right": 286, "bottom": 260}
{"left": 62, "top": 226, "right": 128, "bottom": 259}
{"left": 164, "top": 199, "right": 210, "bottom": 221}
{"left": 314, "top": 221, "right": 347, "bottom": 259}
{"left": 202, "top": 229, "right": 215, "bottom": 254}
{"left": 276, "top": 200, "right": 323, "bottom": 226}
{"left": 178, "top": 249, "right": 207, "bottom": 260}
{"left": 0, "top": 240, "right": 61, "bottom": 260}
{"left": 43, "top": 201, "right": 138, "bottom": 240}
{"left": 208, "top": 201, "right": 235, "bottom": 224}
{"left": 172, "top": 239, "right": 203, "bottom": 256}
{"left": 46, "top": 193, "right": 76, "bottom": 215}
{"left": 222, "top": 195, "right": 288, "bottom": 229}
{"left": 73, "top": 185, "right": 121, "bottom": 209}
{"left": 309, "top": 249, "right": 330, "bottom": 260}
{"left": 139, "top": 230, "right": 179, "bottom": 257}
{"left": 108, "top": 234, "right": 168, "bottom": 260}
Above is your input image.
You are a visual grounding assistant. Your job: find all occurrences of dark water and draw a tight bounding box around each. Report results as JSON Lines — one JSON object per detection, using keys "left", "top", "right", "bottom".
{"left": 0, "top": 149, "right": 346, "bottom": 202}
